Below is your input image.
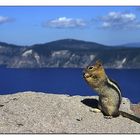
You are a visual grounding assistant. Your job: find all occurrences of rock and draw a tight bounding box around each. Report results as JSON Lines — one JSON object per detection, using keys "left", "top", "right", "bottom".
{"left": 0, "top": 91, "right": 140, "bottom": 133}
{"left": 131, "top": 103, "right": 140, "bottom": 118}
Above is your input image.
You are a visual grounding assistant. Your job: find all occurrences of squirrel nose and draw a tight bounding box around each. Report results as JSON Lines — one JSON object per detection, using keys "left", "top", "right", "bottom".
{"left": 84, "top": 73, "right": 90, "bottom": 78}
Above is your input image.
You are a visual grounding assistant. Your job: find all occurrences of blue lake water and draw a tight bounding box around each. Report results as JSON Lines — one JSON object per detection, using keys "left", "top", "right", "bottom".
{"left": 0, "top": 68, "right": 139, "bottom": 103}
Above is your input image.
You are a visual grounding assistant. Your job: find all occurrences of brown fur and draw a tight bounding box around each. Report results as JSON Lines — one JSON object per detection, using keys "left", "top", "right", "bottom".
{"left": 83, "top": 60, "right": 140, "bottom": 123}
{"left": 83, "top": 60, "right": 121, "bottom": 117}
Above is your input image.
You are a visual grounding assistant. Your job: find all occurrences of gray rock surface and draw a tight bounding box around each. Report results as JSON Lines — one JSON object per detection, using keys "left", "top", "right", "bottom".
{"left": 0, "top": 91, "right": 140, "bottom": 134}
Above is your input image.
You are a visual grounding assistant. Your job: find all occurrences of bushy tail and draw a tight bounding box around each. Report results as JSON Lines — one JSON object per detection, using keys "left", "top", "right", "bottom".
{"left": 120, "top": 111, "right": 140, "bottom": 124}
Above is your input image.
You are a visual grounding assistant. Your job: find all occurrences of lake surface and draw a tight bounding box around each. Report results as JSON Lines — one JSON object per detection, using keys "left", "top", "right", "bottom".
{"left": 0, "top": 68, "right": 139, "bottom": 103}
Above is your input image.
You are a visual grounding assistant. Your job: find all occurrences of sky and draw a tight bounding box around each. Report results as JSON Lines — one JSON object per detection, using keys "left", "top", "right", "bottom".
{"left": 0, "top": 6, "right": 140, "bottom": 46}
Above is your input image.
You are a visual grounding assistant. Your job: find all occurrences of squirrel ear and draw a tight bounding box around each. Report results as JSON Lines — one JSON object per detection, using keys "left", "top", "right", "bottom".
{"left": 95, "top": 60, "right": 103, "bottom": 67}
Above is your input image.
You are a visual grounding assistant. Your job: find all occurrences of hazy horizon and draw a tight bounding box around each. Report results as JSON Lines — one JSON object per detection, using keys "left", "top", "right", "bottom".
{"left": 1, "top": 38, "right": 140, "bottom": 47}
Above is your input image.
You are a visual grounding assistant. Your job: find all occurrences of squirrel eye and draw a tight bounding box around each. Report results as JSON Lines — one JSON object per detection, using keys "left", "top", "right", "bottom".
{"left": 88, "top": 66, "right": 93, "bottom": 70}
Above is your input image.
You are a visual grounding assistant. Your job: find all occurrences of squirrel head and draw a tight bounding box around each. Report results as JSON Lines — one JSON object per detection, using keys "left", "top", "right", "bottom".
{"left": 83, "top": 60, "right": 107, "bottom": 88}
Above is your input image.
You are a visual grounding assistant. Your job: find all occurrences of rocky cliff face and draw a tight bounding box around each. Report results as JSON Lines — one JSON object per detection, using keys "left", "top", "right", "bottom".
{"left": 0, "top": 39, "right": 140, "bottom": 68}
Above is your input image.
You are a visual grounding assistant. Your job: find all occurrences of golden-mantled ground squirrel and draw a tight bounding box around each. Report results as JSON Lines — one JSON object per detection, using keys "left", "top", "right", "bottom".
{"left": 83, "top": 60, "right": 140, "bottom": 123}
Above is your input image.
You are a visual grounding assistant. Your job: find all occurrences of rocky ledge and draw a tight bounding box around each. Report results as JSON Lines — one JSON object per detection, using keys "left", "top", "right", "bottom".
{"left": 0, "top": 92, "right": 140, "bottom": 134}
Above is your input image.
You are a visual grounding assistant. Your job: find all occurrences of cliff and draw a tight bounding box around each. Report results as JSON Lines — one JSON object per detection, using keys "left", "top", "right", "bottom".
{"left": 1, "top": 39, "right": 140, "bottom": 68}
{"left": 0, "top": 91, "right": 139, "bottom": 133}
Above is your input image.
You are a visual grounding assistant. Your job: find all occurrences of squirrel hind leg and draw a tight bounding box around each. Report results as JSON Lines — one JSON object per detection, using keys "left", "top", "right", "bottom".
{"left": 103, "top": 111, "right": 120, "bottom": 118}
{"left": 104, "top": 116, "right": 113, "bottom": 119}
{"left": 103, "top": 112, "right": 120, "bottom": 119}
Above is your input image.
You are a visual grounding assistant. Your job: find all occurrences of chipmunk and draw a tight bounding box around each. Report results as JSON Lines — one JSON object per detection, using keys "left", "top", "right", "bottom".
{"left": 83, "top": 60, "right": 140, "bottom": 123}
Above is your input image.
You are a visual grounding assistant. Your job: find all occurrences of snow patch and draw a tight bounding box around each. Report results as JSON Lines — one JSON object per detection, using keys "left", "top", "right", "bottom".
{"left": 116, "top": 58, "right": 127, "bottom": 68}
{"left": 122, "top": 58, "right": 126, "bottom": 64}
{"left": 34, "top": 53, "right": 40, "bottom": 64}
{"left": 22, "top": 50, "right": 33, "bottom": 57}
{"left": 90, "top": 55, "right": 96, "bottom": 61}
{"left": 51, "top": 50, "right": 69, "bottom": 57}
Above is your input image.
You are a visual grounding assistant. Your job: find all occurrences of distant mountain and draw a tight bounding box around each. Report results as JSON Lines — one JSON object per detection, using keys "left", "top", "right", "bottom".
{"left": 31, "top": 39, "right": 110, "bottom": 51}
{"left": 123, "top": 42, "right": 140, "bottom": 48}
{"left": 0, "top": 39, "right": 140, "bottom": 68}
